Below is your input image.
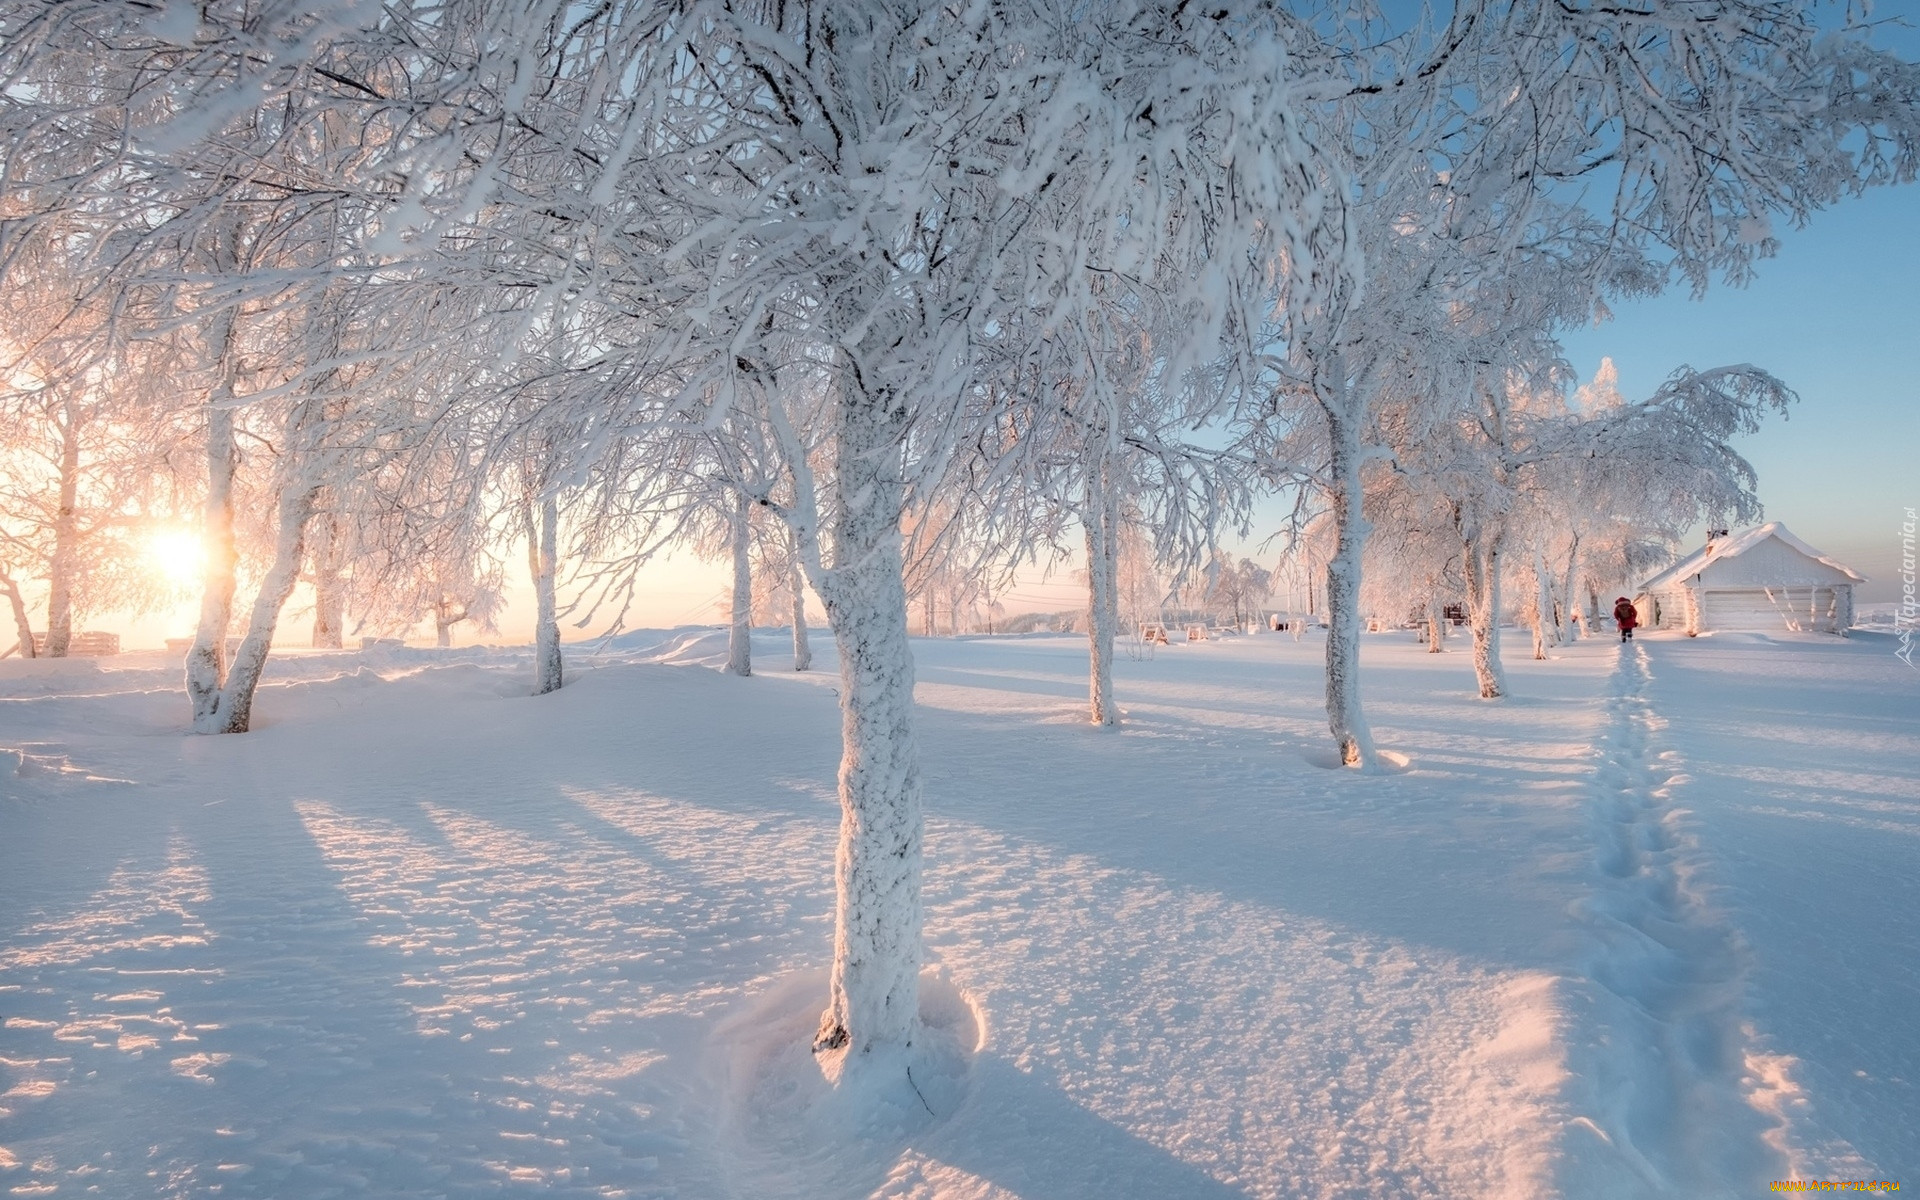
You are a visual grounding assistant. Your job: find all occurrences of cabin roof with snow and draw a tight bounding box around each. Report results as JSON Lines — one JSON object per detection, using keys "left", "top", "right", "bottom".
{"left": 1637, "top": 522, "right": 1866, "bottom": 593}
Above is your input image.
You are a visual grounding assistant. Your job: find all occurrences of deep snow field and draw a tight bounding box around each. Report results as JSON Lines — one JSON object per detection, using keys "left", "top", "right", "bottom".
{"left": 2, "top": 625, "right": 1914, "bottom": 1199}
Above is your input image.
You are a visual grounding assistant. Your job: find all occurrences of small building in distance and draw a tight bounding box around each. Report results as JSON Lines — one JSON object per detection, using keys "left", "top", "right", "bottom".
{"left": 1635, "top": 522, "right": 1864, "bottom": 635}
{"left": 29, "top": 631, "right": 120, "bottom": 656}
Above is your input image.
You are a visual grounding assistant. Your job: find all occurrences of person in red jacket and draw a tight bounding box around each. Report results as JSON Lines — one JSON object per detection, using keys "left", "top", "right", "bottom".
{"left": 1613, "top": 596, "right": 1639, "bottom": 642}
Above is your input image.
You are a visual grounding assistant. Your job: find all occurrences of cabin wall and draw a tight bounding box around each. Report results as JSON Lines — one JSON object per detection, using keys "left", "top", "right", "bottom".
{"left": 1696, "top": 537, "right": 1854, "bottom": 588}
{"left": 1638, "top": 588, "right": 1691, "bottom": 630}
{"left": 1701, "top": 584, "right": 1851, "bottom": 633}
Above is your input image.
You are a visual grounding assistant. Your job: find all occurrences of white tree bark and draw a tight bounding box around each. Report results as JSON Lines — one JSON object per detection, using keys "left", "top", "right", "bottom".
{"left": 1426, "top": 594, "right": 1446, "bottom": 652}
{"left": 185, "top": 283, "right": 248, "bottom": 721}
{"left": 1464, "top": 531, "right": 1507, "bottom": 699}
{"left": 310, "top": 508, "right": 347, "bottom": 649}
{"left": 1558, "top": 537, "right": 1582, "bottom": 642}
{"left": 1531, "top": 548, "right": 1554, "bottom": 661}
{"left": 1083, "top": 458, "right": 1120, "bottom": 727}
{"left": 531, "top": 494, "right": 563, "bottom": 695}
{"left": 811, "top": 389, "right": 923, "bottom": 1062}
{"left": 186, "top": 403, "right": 239, "bottom": 725}
{"left": 1, "top": 569, "right": 35, "bottom": 658}
{"left": 789, "top": 541, "right": 812, "bottom": 672}
{"left": 42, "top": 410, "right": 80, "bottom": 657}
{"left": 726, "top": 490, "right": 753, "bottom": 677}
{"left": 193, "top": 480, "right": 318, "bottom": 735}
{"left": 1322, "top": 387, "right": 1376, "bottom": 767}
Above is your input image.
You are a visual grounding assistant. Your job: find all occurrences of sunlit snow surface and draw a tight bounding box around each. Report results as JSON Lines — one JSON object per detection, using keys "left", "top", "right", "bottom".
{"left": 1, "top": 629, "right": 1913, "bottom": 1198}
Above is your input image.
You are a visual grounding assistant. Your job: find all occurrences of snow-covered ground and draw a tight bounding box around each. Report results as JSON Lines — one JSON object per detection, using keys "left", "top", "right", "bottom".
{"left": 1, "top": 628, "right": 1913, "bottom": 1198}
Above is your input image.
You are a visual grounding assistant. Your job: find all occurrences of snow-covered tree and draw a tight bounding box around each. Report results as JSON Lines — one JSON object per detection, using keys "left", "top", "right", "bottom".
{"left": 1248, "top": 0, "right": 1920, "bottom": 760}
{"left": 0, "top": 230, "right": 195, "bottom": 655}
{"left": 523, "top": 476, "right": 565, "bottom": 695}
{"left": 750, "top": 510, "right": 814, "bottom": 672}
{"left": 1205, "top": 556, "right": 1273, "bottom": 630}
{"left": 594, "top": 2, "right": 1353, "bottom": 1069}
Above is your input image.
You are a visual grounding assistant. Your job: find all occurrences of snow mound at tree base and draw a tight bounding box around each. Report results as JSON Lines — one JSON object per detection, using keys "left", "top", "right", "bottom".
{"left": 1301, "top": 746, "right": 1411, "bottom": 772}
{"left": 710, "top": 969, "right": 982, "bottom": 1195}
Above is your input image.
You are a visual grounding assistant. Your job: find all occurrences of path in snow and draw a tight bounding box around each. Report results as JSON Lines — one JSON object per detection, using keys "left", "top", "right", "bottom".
{"left": 1631, "top": 632, "right": 1920, "bottom": 1181}
{"left": 1557, "top": 642, "right": 1782, "bottom": 1195}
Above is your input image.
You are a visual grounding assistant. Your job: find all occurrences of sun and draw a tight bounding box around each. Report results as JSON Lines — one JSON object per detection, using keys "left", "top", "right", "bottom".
{"left": 145, "top": 527, "right": 206, "bottom": 592}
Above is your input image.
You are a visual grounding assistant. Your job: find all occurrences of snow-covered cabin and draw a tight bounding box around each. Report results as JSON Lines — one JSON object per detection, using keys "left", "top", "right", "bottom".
{"left": 1635, "top": 522, "right": 1863, "bottom": 635}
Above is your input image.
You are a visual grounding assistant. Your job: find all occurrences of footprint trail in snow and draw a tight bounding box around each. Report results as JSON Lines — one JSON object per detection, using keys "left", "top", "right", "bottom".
{"left": 1559, "top": 643, "right": 1791, "bottom": 1195}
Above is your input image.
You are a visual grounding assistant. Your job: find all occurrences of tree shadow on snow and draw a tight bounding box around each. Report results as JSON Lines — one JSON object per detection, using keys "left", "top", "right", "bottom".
{"left": 913, "top": 699, "right": 1584, "bottom": 971}
{"left": 709, "top": 970, "right": 1249, "bottom": 1200}
{"left": 911, "top": 1053, "right": 1253, "bottom": 1199}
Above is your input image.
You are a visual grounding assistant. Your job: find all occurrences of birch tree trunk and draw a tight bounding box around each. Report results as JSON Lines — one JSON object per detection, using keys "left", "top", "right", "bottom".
{"left": 1322, "top": 383, "right": 1376, "bottom": 767}
{"left": 310, "top": 508, "right": 347, "bottom": 649}
{"left": 1464, "top": 531, "right": 1507, "bottom": 699}
{"left": 193, "top": 481, "right": 318, "bottom": 735}
{"left": 727, "top": 491, "right": 752, "bottom": 677}
{"left": 1083, "top": 457, "right": 1120, "bottom": 727}
{"left": 812, "top": 388, "right": 923, "bottom": 1063}
{"left": 1529, "top": 550, "right": 1552, "bottom": 661}
{"left": 531, "top": 495, "right": 562, "bottom": 695}
{"left": 789, "top": 543, "right": 812, "bottom": 672}
{"left": 1535, "top": 548, "right": 1560, "bottom": 659}
{"left": 1559, "top": 537, "right": 1582, "bottom": 642}
{"left": 43, "top": 412, "right": 81, "bottom": 657}
{"left": 184, "top": 226, "right": 246, "bottom": 714}
{"left": 1, "top": 570, "right": 35, "bottom": 657}
{"left": 187, "top": 403, "right": 239, "bottom": 725}
{"left": 311, "top": 576, "right": 346, "bottom": 648}
{"left": 1426, "top": 594, "right": 1446, "bottom": 652}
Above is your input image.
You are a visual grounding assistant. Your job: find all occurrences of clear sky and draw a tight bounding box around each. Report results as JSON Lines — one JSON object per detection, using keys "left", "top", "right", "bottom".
{"left": 1557, "top": 179, "right": 1920, "bottom": 603}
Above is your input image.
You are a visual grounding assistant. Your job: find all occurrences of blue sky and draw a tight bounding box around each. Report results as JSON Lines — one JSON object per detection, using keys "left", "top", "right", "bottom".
{"left": 1558, "top": 179, "right": 1920, "bottom": 602}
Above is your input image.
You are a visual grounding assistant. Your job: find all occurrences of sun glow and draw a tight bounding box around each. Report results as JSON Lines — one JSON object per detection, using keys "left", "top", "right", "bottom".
{"left": 146, "top": 527, "right": 206, "bottom": 592}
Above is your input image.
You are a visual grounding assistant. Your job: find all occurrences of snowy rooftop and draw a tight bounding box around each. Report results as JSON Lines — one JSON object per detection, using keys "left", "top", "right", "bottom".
{"left": 1638, "top": 521, "right": 1866, "bottom": 592}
